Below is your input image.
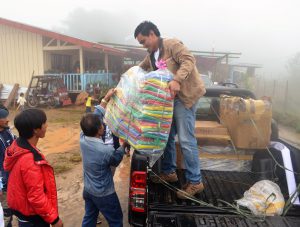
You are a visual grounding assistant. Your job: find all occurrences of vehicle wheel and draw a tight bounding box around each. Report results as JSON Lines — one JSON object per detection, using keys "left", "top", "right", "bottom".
{"left": 47, "top": 97, "right": 56, "bottom": 108}
{"left": 28, "top": 96, "right": 39, "bottom": 108}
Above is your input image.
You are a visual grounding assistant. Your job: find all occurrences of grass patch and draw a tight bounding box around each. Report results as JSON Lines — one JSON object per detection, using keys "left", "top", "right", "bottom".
{"left": 69, "top": 153, "right": 82, "bottom": 163}
{"left": 49, "top": 118, "right": 66, "bottom": 123}
{"left": 48, "top": 115, "right": 81, "bottom": 124}
{"left": 295, "top": 123, "right": 300, "bottom": 133}
{"left": 45, "top": 107, "right": 83, "bottom": 124}
{"left": 273, "top": 110, "right": 300, "bottom": 133}
{"left": 48, "top": 152, "right": 81, "bottom": 175}
{"left": 53, "top": 163, "right": 72, "bottom": 174}
{"left": 59, "top": 108, "right": 85, "bottom": 114}
{"left": 51, "top": 154, "right": 71, "bottom": 174}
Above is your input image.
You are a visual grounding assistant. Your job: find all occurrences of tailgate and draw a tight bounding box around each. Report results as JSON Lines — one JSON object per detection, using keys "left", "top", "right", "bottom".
{"left": 148, "top": 211, "right": 300, "bottom": 227}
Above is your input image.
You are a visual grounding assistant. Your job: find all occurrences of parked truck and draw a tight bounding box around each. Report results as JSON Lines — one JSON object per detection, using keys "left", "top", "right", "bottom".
{"left": 128, "top": 86, "right": 300, "bottom": 227}
{"left": 26, "top": 75, "right": 72, "bottom": 108}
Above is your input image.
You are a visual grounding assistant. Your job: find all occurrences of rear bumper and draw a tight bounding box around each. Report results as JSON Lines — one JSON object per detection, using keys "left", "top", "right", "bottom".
{"left": 148, "top": 211, "right": 300, "bottom": 227}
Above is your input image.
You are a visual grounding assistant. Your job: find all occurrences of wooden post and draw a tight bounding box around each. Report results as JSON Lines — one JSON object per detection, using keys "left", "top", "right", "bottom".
{"left": 105, "top": 53, "right": 109, "bottom": 85}
{"left": 0, "top": 84, "right": 3, "bottom": 105}
{"left": 284, "top": 80, "right": 289, "bottom": 112}
{"left": 79, "top": 47, "right": 84, "bottom": 74}
{"left": 272, "top": 80, "right": 276, "bottom": 99}
{"left": 105, "top": 53, "right": 108, "bottom": 72}
{"left": 255, "top": 77, "right": 259, "bottom": 95}
{"left": 4, "top": 84, "right": 19, "bottom": 108}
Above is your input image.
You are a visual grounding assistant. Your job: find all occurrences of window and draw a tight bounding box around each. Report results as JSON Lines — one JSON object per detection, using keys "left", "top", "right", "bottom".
{"left": 196, "top": 97, "right": 220, "bottom": 121}
{"left": 30, "top": 78, "right": 38, "bottom": 88}
{"left": 51, "top": 54, "right": 71, "bottom": 73}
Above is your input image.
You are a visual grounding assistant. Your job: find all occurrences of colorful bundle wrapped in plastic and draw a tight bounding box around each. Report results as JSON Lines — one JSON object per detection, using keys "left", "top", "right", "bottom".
{"left": 104, "top": 66, "right": 173, "bottom": 164}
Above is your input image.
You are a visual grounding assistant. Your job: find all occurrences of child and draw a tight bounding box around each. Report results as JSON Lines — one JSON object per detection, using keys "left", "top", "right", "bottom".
{"left": 17, "top": 93, "right": 26, "bottom": 112}
{"left": 94, "top": 92, "right": 120, "bottom": 150}
{"left": 85, "top": 94, "right": 92, "bottom": 113}
{"left": 4, "top": 109, "right": 63, "bottom": 227}
{"left": 85, "top": 94, "right": 95, "bottom": 113}
{"left": 80, "top": 113, "right": 128, "bottom": 227}
{"left": 94, "top": 90, "right": 130, "bottom": 157}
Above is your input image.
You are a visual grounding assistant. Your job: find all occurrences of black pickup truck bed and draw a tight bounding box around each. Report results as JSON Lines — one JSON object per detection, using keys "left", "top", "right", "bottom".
{"left": 129, "top": 146, "right": 300, "bottom": 226}
{"left": 145, "top": 140, "right": 300, "bottom": 227}
{"left": 149, "top": 170, "right": 299, "bottom": 213}
{"left": 128, "top": 88, "right": 300, "bottom": 227}
{"left": 149, "top": 170, "right": 279, "bottom": 211}
{"left": 148, "top": 170, "right": 300, "bottom": 226}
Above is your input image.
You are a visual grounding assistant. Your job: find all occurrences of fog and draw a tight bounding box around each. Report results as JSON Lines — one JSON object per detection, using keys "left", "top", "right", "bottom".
{"left": 1, "top": 0, "right": 300, "bottom": 77}
{"left": 1, "top": 1, "right": 300, "bottom": 127}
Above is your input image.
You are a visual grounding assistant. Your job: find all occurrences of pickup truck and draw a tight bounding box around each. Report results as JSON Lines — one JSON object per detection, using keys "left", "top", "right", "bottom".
{"left": 128, "top": 86, "right": 300, "bottom": 227}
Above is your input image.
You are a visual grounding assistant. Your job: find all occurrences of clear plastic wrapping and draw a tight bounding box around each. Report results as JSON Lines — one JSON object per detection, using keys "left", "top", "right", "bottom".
{"left": 237, "top": 180, "right": 285, "bottom": 216}
{"left": 199, "top": 145, "right": 254, "bottom": 172}
{"left": 105, "top": 66, "right": 174, "bottom": 165}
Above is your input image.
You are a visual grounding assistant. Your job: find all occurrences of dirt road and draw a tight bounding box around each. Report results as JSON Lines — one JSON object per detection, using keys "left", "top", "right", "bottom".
{"left": 8, "top": 106, "right": 131, "bottom": 227}
{"left": 53, "top": 155, "right": 131, "bottom": 227}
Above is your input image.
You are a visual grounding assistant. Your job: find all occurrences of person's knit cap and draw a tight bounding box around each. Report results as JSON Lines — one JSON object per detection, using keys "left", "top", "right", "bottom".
{"left": 0, "top": 108, "right": 9, "bottom": 119}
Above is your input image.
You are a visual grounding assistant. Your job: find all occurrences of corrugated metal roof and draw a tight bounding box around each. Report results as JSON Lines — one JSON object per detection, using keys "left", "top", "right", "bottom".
{"left": 0, "top": 17, "right": 125, "bottom": 56}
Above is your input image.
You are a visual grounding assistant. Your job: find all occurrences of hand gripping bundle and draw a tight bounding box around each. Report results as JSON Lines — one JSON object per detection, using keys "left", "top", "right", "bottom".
{"left": 105, "top": 66, "right": 174, "bottom": 163}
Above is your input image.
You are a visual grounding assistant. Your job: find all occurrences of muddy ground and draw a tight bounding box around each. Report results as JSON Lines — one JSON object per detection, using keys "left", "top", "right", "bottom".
{"left": 6, "top": 105, "right": 300, "bottom": 227}
{"left": 8, "top": 106, "right": 131, "bottom": 227}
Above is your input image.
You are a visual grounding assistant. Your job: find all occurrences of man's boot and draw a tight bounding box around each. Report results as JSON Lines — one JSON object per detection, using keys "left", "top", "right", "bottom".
{"left": 151, "top": 172, "right": 178, "bottom": 183}
{"left": 176, "top": 182, "right": 204, "bottom": 199}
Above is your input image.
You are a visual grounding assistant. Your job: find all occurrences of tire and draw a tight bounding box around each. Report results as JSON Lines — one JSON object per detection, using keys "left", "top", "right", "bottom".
{"left": 28, "top": 96, "right": 39, "bottom": 108}
{"left": 47, "top": 97, "right": 56, "bottom": 108}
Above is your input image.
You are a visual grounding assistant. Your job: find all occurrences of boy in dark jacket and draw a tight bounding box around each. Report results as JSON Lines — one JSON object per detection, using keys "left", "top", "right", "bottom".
{"left": 0, "top": 105, "right": 15, "bottom": 227}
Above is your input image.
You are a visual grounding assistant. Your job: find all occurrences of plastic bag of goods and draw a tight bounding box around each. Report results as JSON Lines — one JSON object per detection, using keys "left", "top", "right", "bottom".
{"left": 105, "top": 66, "right": 174, "bottom": 166}
{"left": 236, "top": 180, "right": 285, "bottom": 216}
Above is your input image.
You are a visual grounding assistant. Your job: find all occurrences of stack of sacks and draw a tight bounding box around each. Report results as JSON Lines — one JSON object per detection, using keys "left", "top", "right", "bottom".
{"left": 105, "top": 66, "right": 174, "bottom": 153}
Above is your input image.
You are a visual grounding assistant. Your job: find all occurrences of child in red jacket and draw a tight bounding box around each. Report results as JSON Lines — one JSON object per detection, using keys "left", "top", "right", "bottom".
{"left": 4, "top": 109, "right": 63, "bottom": 227}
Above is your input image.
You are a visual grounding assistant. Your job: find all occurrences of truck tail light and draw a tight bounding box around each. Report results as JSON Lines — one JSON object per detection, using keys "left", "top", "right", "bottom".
{"left": 130, "top": 171, "right": 146, "bottom": 212}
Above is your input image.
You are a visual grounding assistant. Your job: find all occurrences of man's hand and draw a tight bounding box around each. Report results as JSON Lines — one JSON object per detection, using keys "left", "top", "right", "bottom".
{"left": 121, "top": 141, "right": 130, "bottom": 155}
{"left": 124, "top": 143, "right": 131, "bottom": 156}
{"left": 122, "top": 141, "right": 130, "bottom": 149}
{"left": 168, "top": 80, "right": 180, "bottom": 98}
{"left": 104, "top": 88, "right": 116, "bottom": 102}
{"left": 52, "top": 219, "right": 63, "bottom": 227}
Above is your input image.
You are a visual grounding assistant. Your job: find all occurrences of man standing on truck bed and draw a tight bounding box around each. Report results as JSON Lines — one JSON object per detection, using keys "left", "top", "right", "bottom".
{"left": 134, "top": 21, "right": 206, "bottom": 198}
